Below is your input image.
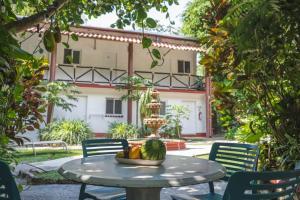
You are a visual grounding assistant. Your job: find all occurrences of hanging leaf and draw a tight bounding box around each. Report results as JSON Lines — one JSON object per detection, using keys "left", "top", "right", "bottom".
{"left": 152, "top": 49, "right": 161, "bottom": 59}
{"left": 137, "top": 9, "right": 147, "bottom": 21}
{"left": 142, "top": 37, "right": 152, "bottom": 48}
{"left": 146, "top": 18, "right": 157, "bottom": 28}
{"left": 151, "top": 60, "right": 158, "bottom": 68}
{"left": 71, "top": 33, "right": 78, "bottom": 41}
{"left": 62, "top": 42, "right": 69, "bottom": 48}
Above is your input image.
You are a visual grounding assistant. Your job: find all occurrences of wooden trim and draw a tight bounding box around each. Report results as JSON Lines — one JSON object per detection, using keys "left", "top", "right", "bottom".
{"left": 157, "top": 88, "right": 206, "bottom": 94}
{"left": 75, "top": 83, "right": 206, "bottom": 94}
{"left": 205, "top": 76, "right": 212, "bottom": 137}
{"left": 94, "top": 133, "right": 107, "bottom": 137}
{"left": 127, "top": 43, "right": 133, "bottom": 124}
{"left": 182, "top": 133, "right": 207, "bottom": 137}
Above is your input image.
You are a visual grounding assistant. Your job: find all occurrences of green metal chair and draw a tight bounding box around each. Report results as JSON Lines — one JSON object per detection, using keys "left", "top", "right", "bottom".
{"left": 79, "top": 139, "right": 128, "bottom": 200}
{"left": 172, "top": 142, "right": 259, "bottom": 200}
{"left": 172, "top": 170, "right": 300, "bottom": 200}
{"left": 0, "top": 160, "right": 21, "bottom": 200}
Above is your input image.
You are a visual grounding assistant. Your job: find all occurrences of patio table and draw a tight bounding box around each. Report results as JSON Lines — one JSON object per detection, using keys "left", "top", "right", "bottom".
{"left": 58, "top": 155, "right": 226, "bottom": 200}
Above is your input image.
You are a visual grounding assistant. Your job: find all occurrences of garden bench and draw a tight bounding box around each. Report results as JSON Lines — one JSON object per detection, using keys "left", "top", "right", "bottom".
{"left": 23, "top": 140, "right": 68, "bottom": 156}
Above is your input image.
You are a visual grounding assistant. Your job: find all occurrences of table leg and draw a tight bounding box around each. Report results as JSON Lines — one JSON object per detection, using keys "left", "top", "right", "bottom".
{"left": 126, "top": 187, "right": 161, "bottom": 200}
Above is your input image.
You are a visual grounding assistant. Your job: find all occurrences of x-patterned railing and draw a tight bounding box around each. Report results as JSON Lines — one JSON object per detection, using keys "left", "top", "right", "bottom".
{"left": 56, "top": 64, "right": 127, "bottom": 85}
{"left": 134, "top": 70, "right": 205, "bottom": 90}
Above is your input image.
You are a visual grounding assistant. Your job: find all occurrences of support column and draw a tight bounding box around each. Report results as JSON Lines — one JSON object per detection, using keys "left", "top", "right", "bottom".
{"left": 46, "top": 43, "right": 57, "bottom": 124}
{"left": 205, "top": 75, "right": 212, "bottom": 137}
{"left": 127, "top": 43, "right": 133, "bottom": 124}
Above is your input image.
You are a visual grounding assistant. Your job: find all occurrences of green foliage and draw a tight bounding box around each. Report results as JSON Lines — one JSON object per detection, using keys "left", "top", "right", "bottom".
{"left": 0, "top": 135, "right": 16, "bottom": 164}
{"left": 183, "top": 0, "right": 300, "bottom": 169}
{"left": 0, "top": 0, "right": 177, "bottom": 163}
{"left": 40, "top": 120, "right": 92, "bottom": 145}
{"left": 181, "top": 0, "right": 211, "bottom": 40}
{"left": 160, "top": 105, "right": 189, "bottom": 138}
{"left": 117, "top": 76, "right": 153, "bottom": 128}
{"left": 107, "top": 122, "right": 138, "bottom": 139}
{"left": 42, "top": 81, "right": 80, "bottom": 112}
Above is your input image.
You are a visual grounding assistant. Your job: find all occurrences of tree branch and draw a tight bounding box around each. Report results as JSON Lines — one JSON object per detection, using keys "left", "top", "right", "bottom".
{"left": 4, "top": 0, "right": 70, "bottom": 33}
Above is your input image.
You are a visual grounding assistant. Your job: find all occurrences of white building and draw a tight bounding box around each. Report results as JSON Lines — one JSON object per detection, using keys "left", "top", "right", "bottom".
{"left": 21, "top": 26, "right": 213, "bottom": 138}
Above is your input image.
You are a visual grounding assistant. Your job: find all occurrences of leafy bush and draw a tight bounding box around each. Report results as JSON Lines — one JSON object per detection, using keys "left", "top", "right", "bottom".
{"left": 40, "top": 120, "right": 92, "bottom": 145}
{"left": 107, "top": 122, "right": 138, "bottom": 139}
{"left": 160, "top": 105, "right": 189, "bottom": 138}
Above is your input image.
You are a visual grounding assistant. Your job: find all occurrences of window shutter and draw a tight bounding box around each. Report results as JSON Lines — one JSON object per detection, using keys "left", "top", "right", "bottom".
{"left": 178, "top": 61, "right": 184, "bottom": 73}
{"left": 106, "top": 99, "right": 114, "bottom": 114}
{"left": 73, "top": 50, "right": 80, "bottom": 64}
{"left": 185, "top": 61, "right": 191, "bottom": 73}
{"left": 114, "top": 100, "right": 122, "bottom": 114}
{"left": 63, "top": 49, "right": 72, "bottom": 64}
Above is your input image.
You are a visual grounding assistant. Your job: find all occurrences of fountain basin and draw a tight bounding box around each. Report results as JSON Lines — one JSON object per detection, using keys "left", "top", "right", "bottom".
{"left": 128, "top": 139, "right": 186, "bottom": 151}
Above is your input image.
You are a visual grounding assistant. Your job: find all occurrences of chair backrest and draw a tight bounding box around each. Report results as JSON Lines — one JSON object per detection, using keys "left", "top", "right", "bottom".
{"left": 209, "top": 142, "right": 259, "bottom": 181}
{"left": 0, "top": 160, "right": 21, "bottom": 200}
{"left": 224, "top": 170, "right": 300, "bottom": 200}
{"left": 82, "top": 139, "right": 129, "bottom": 158}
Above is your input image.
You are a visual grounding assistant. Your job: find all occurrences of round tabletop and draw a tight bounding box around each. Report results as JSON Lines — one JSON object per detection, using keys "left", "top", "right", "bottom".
{"left": 58, "top": 155, "right": 226, "bottom": 188}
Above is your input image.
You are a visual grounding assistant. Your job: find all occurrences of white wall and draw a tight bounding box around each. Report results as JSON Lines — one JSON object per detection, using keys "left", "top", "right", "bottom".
{"left": 53, "top": 87, "right": 128, "bottom": 133}
{"left": 52, "top": 87, "right": 206, "bottom": 135}
{"left": 131, "top": 91, "right": 206, "bottom": 135}
{"left": 20, "top": 34, "right": 197, "bottom": 74}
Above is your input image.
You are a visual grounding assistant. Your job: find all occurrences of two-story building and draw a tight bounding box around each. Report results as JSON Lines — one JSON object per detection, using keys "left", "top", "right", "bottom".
{"left": 21, "top": 25, "right": 213, "bottom": 139}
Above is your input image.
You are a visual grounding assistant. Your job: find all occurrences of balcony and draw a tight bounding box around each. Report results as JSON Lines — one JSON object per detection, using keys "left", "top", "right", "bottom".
{"left": 54, "top": 64, "right": 205, "bottom": 90}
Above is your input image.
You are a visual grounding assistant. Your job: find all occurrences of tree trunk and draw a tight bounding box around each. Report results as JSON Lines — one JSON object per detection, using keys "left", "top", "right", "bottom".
{"left": 4, "top": 0, "right": 70, "bottom": 33}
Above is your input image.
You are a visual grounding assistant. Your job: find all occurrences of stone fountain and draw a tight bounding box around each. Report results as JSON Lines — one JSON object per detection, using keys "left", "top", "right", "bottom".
{"left": 144, "top": 90, "right": 166, "bottom": 138}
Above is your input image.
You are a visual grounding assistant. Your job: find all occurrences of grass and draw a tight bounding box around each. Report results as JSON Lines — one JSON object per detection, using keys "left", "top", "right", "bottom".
{"left": 196, "top": 154, "right": 209, "bottom": 159}
{"left": 35, "top": 170, "right": 64, "bottom": 181}
{"left": 16, "top": 149, "right": 82, "bottom": 163}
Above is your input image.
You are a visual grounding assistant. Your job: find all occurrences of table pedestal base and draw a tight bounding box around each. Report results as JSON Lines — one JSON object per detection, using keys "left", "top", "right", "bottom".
{"left": 126, "top": 187, "right": 161, "bottom": 200}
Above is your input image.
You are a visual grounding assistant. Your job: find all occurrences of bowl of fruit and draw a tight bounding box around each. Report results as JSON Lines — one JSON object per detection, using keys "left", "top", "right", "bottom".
{"left": 115, "top": 139, "right": 166, "bottom": 166}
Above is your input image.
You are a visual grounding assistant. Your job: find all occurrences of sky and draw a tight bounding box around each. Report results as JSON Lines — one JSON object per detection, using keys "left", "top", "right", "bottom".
{"left": 84, "top": 0, "right": 191, "bottom": 34}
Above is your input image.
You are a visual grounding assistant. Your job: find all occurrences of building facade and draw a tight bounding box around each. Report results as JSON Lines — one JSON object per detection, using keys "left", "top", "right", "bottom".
{"left": 21, "top": 26, "right": 212, "bottom": 138}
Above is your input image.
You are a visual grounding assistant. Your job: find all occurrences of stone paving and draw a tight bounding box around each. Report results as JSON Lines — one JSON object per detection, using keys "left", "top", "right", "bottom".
{"left": 19, "top": 137, "right": 229, "bottom": 200}
{"left": 21, "top": 182, "right": 227, "bottom": 200}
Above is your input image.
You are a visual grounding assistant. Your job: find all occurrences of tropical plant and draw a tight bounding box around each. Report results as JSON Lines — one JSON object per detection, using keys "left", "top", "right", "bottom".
{"left": 40, "top": 120, "right": 92, "bottom": 145}
{"left": 160, "top": 105, "right": 189, "bottom": 138}
{"left": 107, "top": 122, "right": 138, "bottom": 139}
{"left": 117, "top": 76, "right": 153, "bottom": 127}
{"left": 183, "top": 0, "right": 300, "bottom": 169}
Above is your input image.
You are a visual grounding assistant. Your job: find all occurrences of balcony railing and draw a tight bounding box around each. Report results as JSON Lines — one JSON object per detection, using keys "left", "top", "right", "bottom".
{"left": 134, "top": 71, "right": 205, "bottom": 90}
{"left": 55, "top": 64, "right": 127, "bottom": 85}
{"left": 51, "top": 64, "right": 205, "bottom": 90}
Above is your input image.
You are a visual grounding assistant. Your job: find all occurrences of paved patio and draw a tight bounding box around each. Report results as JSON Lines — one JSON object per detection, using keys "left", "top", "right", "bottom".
{"left": 18, "top": 137, "right": 229, "bottom": 199}
{"left": 21, "top": 182, "right": 227, "bottom": 200}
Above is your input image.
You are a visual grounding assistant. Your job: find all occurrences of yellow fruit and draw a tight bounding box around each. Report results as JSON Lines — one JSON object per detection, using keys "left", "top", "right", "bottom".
{"left": 116, "top": 151, "right": 124, "bottom": 158}
{"left": 129, "top": 146, "right": 141, "bottom": 159}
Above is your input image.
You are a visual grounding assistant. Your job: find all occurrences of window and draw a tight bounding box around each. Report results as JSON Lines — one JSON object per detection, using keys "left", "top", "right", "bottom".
{"left": 160, "top": 101, "right": 166, "bottom": 115}
{"left": 178, "top": 60, "right": 191, "bottom": 73}
{"left": 106, "top": 99, "right": 122, "bottom": 114}
{"left": 63, "top": 49, "right": 81, "bottom": 64}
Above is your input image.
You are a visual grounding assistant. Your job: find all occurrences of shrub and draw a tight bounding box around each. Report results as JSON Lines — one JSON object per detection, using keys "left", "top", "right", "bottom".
{"left": 107, "top": 122, "right": 138, "bottom": 139}
{"left": 40, "top": 120, "right": 92, "bottom": 145}
{"left": 160, "top": 105, "right": 189, "bottom": 138}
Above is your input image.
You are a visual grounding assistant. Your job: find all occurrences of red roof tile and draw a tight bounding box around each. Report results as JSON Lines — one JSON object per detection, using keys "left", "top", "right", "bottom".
{"left": 28, "top": 25, "right": 203, "bottom": 52}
